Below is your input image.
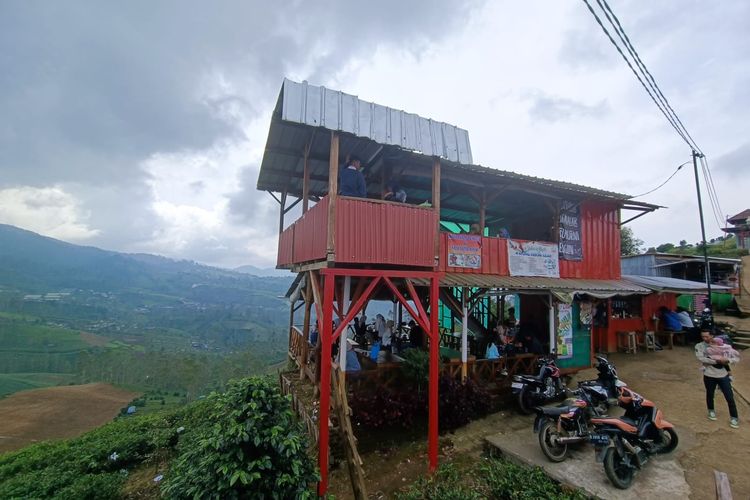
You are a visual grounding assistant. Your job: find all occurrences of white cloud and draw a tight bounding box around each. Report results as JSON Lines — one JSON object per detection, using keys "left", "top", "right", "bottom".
{"left": 0, "top": 186, "right": 99, "bottom": 241}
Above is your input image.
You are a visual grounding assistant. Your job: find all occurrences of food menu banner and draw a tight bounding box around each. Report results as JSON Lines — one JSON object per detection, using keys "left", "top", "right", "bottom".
{"left": 559, "top": 200, "right": 583, "bottom": 261}
{"left": 507, "top": 240, "right": 560, "bottom": 277}
{"left": 447, "top": 234, "right": 482, "bottom": 269}
{"left": 557, "top": 303, "right": 573, "bottom": 359}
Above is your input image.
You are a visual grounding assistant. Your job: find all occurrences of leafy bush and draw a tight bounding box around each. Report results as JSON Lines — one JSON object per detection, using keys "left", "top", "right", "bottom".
{"left": 400, "top": 349, "right": 431, "bottom": 394}
{"left": 438, "top": 377, "right": 491, "bottom": 431}
{"left": 350, "top": 387, "right": 422, "bottom": 429}
{"left": 350, "top": 376, "right": 490, "bottom": 432}
{"left": 161, "top": 376, "right": 317, "bottom": 499}
{"left": 397, "top": 457, "right": 586, "bottom": 500}
{"left": 0, "top": 411, "right": 180, "bottom": 499}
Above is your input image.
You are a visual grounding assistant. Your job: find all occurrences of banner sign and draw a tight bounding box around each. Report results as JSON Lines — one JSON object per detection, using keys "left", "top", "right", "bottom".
{"left": 557, "top": 303, "right": 573, "bottom": 359}
{"left": 507, "top": 240, "right": 560, "bottom": 277}
{"left": 559, "top": 200, "right": 583, "bottom": 261}
{"left": 447, "top": 234, "right": 482, "bottom": 269}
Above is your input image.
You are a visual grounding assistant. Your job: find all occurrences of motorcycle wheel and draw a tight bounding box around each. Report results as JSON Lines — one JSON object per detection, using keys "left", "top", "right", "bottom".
{"left": 656, "top": 428, "right": 679, "bottom": 454}
{"left": 538, "top": 421, "right": 568, "bottom": 462}
{"left": 604, "top": 447, "right": 635, "bottom": 489}
{"left": 517, "top": 386, "right": 537, "bottom": 415}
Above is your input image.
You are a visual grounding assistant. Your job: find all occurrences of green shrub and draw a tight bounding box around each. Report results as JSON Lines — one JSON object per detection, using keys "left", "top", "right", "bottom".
{"left": 161, "top": 376, "right": 318, "bottom": 499}
{"left": 397, "top": 457, "right": 586, "bottom": 500}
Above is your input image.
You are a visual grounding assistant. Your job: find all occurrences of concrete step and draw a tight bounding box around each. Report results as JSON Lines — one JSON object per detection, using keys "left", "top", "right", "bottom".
{"left": 733, "top": 341, "right": 750, "bottom": 350}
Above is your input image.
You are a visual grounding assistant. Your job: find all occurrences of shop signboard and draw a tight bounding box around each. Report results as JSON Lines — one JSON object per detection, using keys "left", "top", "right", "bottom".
{"left": 557, "top": 303, "right": 573, "bottom": 359}
{"left": 447, "top": 234, "right": 482, "bottom": 269}
{"left": 559, "top": 200, "right": 583, "bottom": 261}
{"left": 507, "top": 239, "right": 560, "bottom": 277}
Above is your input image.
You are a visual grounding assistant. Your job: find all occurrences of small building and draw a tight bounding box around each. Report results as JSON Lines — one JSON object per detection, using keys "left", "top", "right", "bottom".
{"left": 723, "top": 209, "right": 750, "bottom": 249}
{"left": 621, "top": 252, "right": 740, "bottom": 291}
{"left": 258, "top": 79, "right": 659, "bottom": 494}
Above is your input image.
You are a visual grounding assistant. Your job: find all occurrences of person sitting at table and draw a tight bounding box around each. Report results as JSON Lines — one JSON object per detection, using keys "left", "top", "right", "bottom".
{"left": 485, "top": 331, "right": 501, "bottom": 359}
{"left": 676, "top": 306, "right": 700, "bottom": 343}
{"left": 345, "top": 338, "right": 362, "bottom": 372}
{"left": 659, "top": 306, "right": 682, "bottom": 332}
{"left": 408, "top": 320, "right": 425, "bottom": 350}
{"left": 383, "top": 177, "right": 406, "bottom": 202}
{"left": 515, "top": 324, "right": 544, "bottom": 355}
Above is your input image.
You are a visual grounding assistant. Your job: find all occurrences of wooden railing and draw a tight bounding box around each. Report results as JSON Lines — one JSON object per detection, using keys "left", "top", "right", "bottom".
{"left": 288, "top": 326, "right": 316, "bottom": 384}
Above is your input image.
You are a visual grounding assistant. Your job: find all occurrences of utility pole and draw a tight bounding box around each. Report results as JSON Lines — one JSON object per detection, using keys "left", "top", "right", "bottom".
{"left": 692, "top": 150, "right": 713, "bottom": 320}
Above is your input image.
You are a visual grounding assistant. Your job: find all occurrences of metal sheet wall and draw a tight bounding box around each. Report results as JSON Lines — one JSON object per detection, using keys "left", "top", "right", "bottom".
{"left": 277, "top": 225, "right": 295, "bottom": 267}
{"left": 438, "top": 234, "right": 509, "bottom": 275}
{"left": 291, "top": 197, "right": 329, "bottom": 264}
{"left": 559, "top": 201, "right": 621, "bottom": 280}
{"left": 335, "top": 198, "right": 435, "bottom": 266}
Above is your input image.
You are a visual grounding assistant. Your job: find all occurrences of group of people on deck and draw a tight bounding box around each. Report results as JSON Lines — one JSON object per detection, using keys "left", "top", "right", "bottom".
{"left": 485, "top": 311, "right": 545, "bottom": 360}
{"left": 338, "top": 156, "right": 406, "bottom": 202}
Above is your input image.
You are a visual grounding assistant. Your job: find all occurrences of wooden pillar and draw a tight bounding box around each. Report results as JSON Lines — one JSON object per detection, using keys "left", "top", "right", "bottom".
{"left": 288, "top": 297, "right": 295, "bottom": 353}
{"left": 278, "top": 191, "right": 287, "bottom": 234}
{"left": 300, "top": 277, "right": 313, "bottom": 380}
{"left": 327, "top": 132, "right": 340, "bottom": 259}
{"left": 302, "top": 141, "right": 311, "bottom": 214}
{"left": 317, "top": 274, "right": 335, "bottom": 496}
{"left": 428, "top": 275, "right": 440, "bottom": 472}
{"left": 461, "top": 287, "right": 468, "bottom": 381}
{"left": 478, "top": 190, "right": 486, "bottom": 234}
{"left": 432, "top": 158, "right": 441, "bottom": 266}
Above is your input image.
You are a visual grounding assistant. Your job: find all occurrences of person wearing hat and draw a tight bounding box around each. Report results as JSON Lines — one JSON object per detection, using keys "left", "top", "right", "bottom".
{"left": 345, "top": 338, "right": 361, "bottom": 372}
{"left": 338, "top": 155, "right": 367, "bottom": 198}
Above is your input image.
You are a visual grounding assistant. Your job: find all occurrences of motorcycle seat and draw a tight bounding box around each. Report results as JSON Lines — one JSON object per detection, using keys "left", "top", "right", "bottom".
{"left": 539, "top": 406, "right": 574, "bottom": 416}
{"left": 618, "top": 417, "right": 637, "bottom": 426}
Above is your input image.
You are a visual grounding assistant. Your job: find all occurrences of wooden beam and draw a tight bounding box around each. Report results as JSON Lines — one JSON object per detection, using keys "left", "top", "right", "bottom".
{"left": 327, "top": 132, "right": 339, "bottom": 258}
{"left": 432, "top": 157, "right": 441, "bottom": 265}
{"left": 302, "top": 140, "right": 311, "bottom": 213}
{"left": 283, "top": 196, "right": 302, "bottom": 214}
{"left": 478, "top": 190, "right": 486, "bottom": 233}
{"left": 278, "top": 191, "right": 287, "bottom": 234}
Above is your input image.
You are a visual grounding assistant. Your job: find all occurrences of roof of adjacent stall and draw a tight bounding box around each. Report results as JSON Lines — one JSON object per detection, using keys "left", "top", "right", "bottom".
{"left": 410, "top": 274, "right": 650, "bottom": 296}
{"left": 622, "top": 275, "right": 732, "bottom": 294}
{"left": 256, "top": 79, "right": 659, "bottom": 212}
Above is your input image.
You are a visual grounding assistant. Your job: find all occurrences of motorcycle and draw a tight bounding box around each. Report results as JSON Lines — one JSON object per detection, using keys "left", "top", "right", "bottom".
{"left": 512, "top": 356, "right": 566, "bottom": 414}
{"left": 534, "top": 357, "right": 626, "bottom": 462}
{"left": 589, "top": 387, "right": 679, "bottom": 489}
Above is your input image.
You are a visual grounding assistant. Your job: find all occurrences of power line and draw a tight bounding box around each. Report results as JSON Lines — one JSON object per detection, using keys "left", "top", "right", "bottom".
{"left": 580, "top": 0, "right": 694, "bottom": 149}
{"left": 597, "top": 0, "right": 703, "bottom": 154}
{"left": 629, "top": 161, "right": 689, "bottom": 198}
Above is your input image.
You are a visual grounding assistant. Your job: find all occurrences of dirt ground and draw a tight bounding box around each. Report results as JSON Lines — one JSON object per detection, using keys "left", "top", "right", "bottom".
{"left": 0, "top": 382, "right": 139, "bottom": 453}
{"left": 329, "top": 331, "right": 750, "bottom": 499}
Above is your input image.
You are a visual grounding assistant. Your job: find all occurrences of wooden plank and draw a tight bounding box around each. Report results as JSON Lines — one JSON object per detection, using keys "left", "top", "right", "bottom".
{"left": 332, "top": 371, "right": 368, "bottom": 500}
{"left": 714, "top": 470, "right": 733, "bottom": 500}
{"left": 327, "top": 132, "right": 339, "bottom": 257}
{"left": 432, "top": 157, "right": 441, "bottom": 265}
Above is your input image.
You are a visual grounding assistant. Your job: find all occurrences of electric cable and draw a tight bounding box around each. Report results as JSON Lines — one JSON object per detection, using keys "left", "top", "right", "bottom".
{"left": 597, "top": 0, "right": 703, "bottom": 154}
{"left": 580, "top": 0, "right": 694, "bottom": 149}
{"left": 628, "top": 161, "right": 689, "bottom": 198}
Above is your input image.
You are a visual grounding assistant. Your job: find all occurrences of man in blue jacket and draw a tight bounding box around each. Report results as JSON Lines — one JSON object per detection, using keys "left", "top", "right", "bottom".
{"left": 338, "top": 155, "right": 367, "bottom": 197}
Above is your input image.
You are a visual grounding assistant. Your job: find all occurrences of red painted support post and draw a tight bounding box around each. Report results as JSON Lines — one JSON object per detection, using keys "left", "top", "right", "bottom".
{"left": 317, "top": 274, "right": 335, "bottom": 496}
{"left": 428, "top": 275, "right": 440, "bottom": 472}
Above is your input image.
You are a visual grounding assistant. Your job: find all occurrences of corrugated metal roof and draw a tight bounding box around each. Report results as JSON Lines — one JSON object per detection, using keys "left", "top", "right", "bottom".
{"left": 279, "top": 79, "right": 472, "bottom": 163}
{"left": 410, "top": 274, "right": 650, "bottom": 294}
{"left": 256, "top": 79, "right": 659, "bottom": 213}
{"left": 622, "top": 275, "right": 731, "bottom": 294}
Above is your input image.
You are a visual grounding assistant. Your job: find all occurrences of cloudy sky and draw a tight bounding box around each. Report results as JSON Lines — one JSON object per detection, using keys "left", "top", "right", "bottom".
{"left": 1, "top": 1, "right": 748, "bottom": 269}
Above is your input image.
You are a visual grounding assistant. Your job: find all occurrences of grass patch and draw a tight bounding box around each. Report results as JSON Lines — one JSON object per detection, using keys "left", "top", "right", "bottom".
{"left": 0, "top": 373, "right": 76, "bottom": 398}
{"left": 397, "top": 455, "right": 587, "bottom": 500}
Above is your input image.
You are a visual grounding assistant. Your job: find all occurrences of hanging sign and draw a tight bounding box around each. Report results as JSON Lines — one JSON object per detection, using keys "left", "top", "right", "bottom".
{"left": 447, "top": 234, "right": 482, "bottom": 269}
{"left": 507, "top": 240, "right": 560, "bottom": 277}
{"left": 557, "top": 303, "right": 574, "bottom": 359}
{"left": 559, "top": 200, "right": 583, "bottom": 261}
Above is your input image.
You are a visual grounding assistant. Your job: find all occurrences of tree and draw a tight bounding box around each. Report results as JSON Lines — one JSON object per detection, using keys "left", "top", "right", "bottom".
{"left": 620, "top": 227, "right": 644, "bottom": 256}
{"left": 679, "top": 239, "right": 688, "bottom": 248}
{"left": 656, "top": 243, "right": 675, "bottom": 253}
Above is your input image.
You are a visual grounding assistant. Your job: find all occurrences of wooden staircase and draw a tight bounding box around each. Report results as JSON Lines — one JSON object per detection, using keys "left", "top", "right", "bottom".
{"left": 732, "top": 329, "right": 750, "bottom": 350}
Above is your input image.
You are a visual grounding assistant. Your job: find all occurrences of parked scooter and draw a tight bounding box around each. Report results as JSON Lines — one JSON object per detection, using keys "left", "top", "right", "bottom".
{"left": 533, "top": 356, "right": 626, "bottom": 462}
{"left": 589, "top": 387, "right": 678, "bottom": 489}
{"left": 512, "top": 356, "right": 566, "bottom": 414}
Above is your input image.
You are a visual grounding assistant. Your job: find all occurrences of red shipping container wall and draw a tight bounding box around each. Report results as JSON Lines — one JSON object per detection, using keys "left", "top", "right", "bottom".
{"left": 559, "top": 201, "right": 621, "bottom": 280}
{"left": 292, "top": 196, "right": 329, "bottom": 264}
{"left": 642, "top": 292, "right": 677, "bottom": 331}
{"left": 277, "top": 224, "right": 295, "bottom": 267}
{"left": 438, "top": 233, "right": 509, "bottom": 275}
{"left": 335, "top": 197, "right": 435, "bottom": 267}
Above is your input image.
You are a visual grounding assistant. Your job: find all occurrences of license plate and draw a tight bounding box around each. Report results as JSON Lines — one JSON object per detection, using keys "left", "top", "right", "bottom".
{"left": 589, "top": 434, "right": 609, "bottom": 446}
{"left": 511, "top": 382, "right": 524, "bottom": 390}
